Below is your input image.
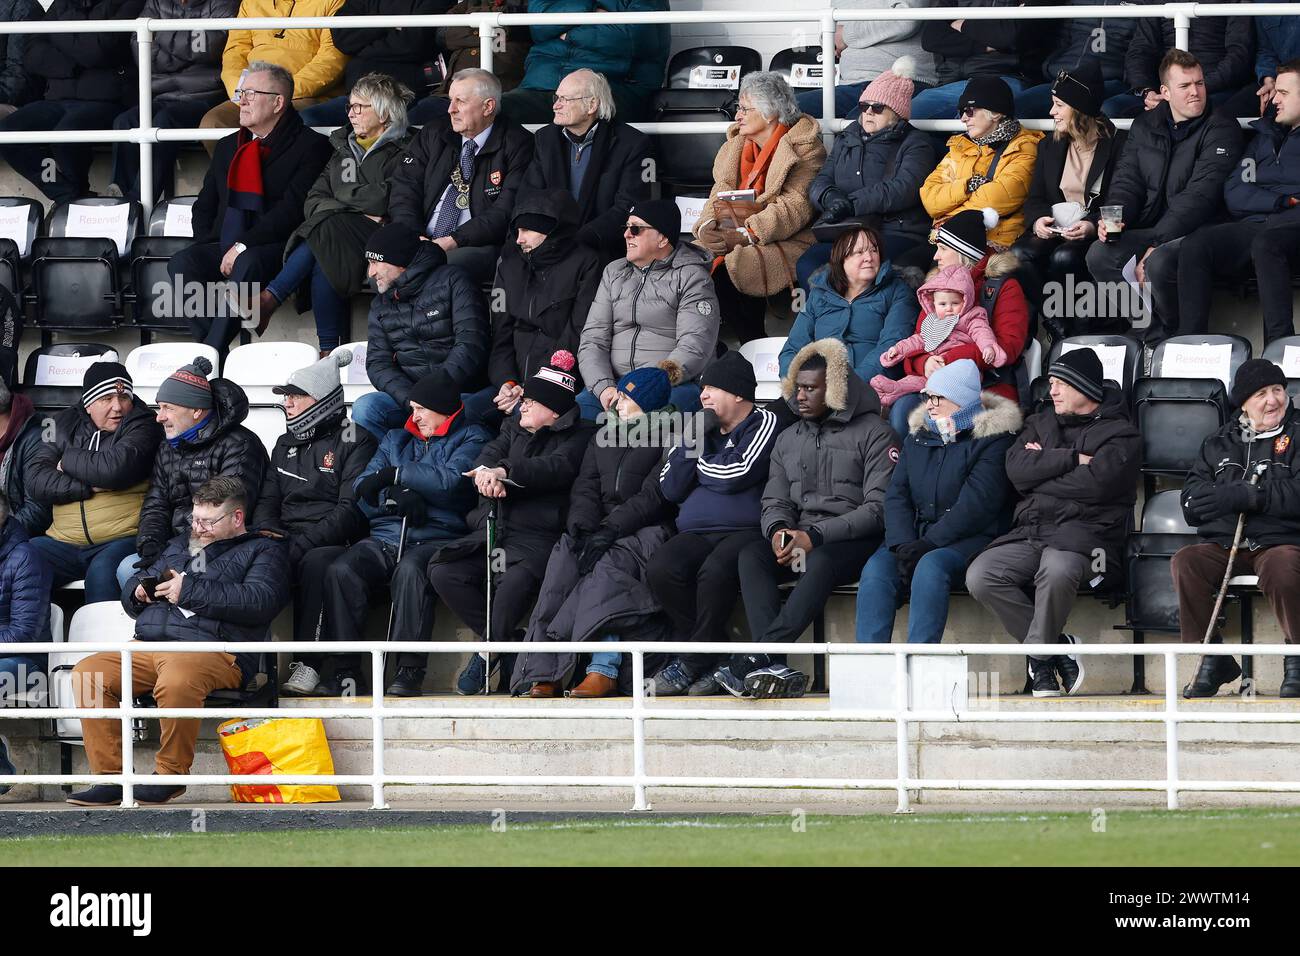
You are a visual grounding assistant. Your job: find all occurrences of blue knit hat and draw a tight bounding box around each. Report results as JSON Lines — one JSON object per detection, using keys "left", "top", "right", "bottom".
{"left": 922, "top": 359, "right": 981, "bottom": 409}
{"left": 616, "top": 365, "right": 672, "bottom": 412}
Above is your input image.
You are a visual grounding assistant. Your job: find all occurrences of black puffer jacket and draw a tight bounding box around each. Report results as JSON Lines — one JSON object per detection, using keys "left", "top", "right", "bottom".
{"left": 488, "top": 191, "right": 603, "bottom": 390}
{"left": 2, "top": 398, "right": 52, "bottom": 539}
{"left": 1102, "top": 100, "right": 1242, "bottom": 246}
{"left": 136, "top": 379, "right": 270, "bottom": 559}
{"left": 139, "top": 0, "right": 237, "bottom": 106}
{"left": 1124, "top": 11, "right": 1254, "bottom": 97}
{"left": 920, "top": 0, "right": 1032, "bottom": 84}
{"left": 0, "top": 0, "right": 41, "bottom": 107}
{"left": 366, "top": 243, "right": 489, "bottom": 405}
{"left": 520, "top": 120, "right": 654, "bottom": 262}
{"left": 992, "top": 386, "right": 1141, "bottom": 570}
{"left": 330, "top": 0, "right": 450, "bottom": 95}
{"left": 124, "top": 530, "right": 291, "bottom": 683}
{"left": 24, "top": 0, "right": 145, "bottom": 103}
{"left": 566, "top": 415, "right": 676, "bottom": 538}
{"left": 387, "top": 115, "right": 536, "bottom": 249}
{"left": 28, "top": 397, "right": 161, "bottom": 504}
{"left": 250, "top": 413, "right": 376, "bottom": 560}
{"left": 1183, "top": 404, "right": 1300, "bottom": 549}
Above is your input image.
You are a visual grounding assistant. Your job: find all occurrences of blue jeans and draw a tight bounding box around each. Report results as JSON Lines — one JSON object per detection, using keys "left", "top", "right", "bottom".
{"left": 30, "top": 535, "right": 137, "bottom": 604}
{"left": 1014, "top": 78, "right": 1126, "bottom": 118}
{"left": 575, "top": 382, "right": 702, "bottom": 421}
{"left": 0, "top": 653, "right": 45, "bottom": 703}
{"left": 888, "top": 392, "right": 923, "bottom": 437}
{"left": 116, "top": 550, "right": 143, "bottom": 590}
{"left": 909, "top": 77, "right": 1029, "bottom": 120}
{"left": 266, "top": 242, "right": 351, "bottom": 351}
{"left": 795, "top": 82, "right": 870, "bottom": 119}
{"left": 352, "top": 390, "right": 408, "bottom": 440}
{"left": 588, "top": 634, "right": 620, "bottom": 679}
{"left": 855, "top": 544, "right": 971, "bottom": 643}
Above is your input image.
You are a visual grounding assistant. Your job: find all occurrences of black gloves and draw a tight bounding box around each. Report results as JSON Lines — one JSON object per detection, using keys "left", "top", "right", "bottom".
{"left": 1187, "top": 481, "right": 1260, "bottom": 522}
{"left": 356, "top": 466, "right": 398, "bottom": 506}
{"left": 895, "top": 539, "right": 936, "bottom": 582}
{"left": 819, "top": 187, "right": 854, "bottom": 223}
{"left": 391, "top": 488, "right": 428, "bottom": 526}
{"left": 134, "top": 543, "right": 160, "bottom": 571}
{"left": 577, "top": 527, "right": 619, "bottom": 576}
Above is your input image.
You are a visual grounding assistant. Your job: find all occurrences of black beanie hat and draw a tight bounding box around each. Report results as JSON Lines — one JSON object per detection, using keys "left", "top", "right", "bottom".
{"left": 407, "top": 368, "right": 463, "bottom": 416}
{"left": 699, "top": 350, "right": 757, "bottom": 403}
{"left": 629, "top": 199, "right": 681, "bottom": 246}
{"left": 1230, "top": 358, "right": 1288, "bottom": 408}
{"left": 1048, "top": 348, "right": 1105, "bottom": 404}
{"left": 934, "top": 207, "right": 998, "bottom": 262}
{"left": 1051, "top": 60, "right": 1105, "bottom": 118}
{"left": 514, "top": 212, "right": 557, "bottom": 234}
{"left": 365, "top": 223, "right": 425, "bottom": 268}
{"left": 82, "top": 361, "right": 133, "bottom": 409}
{"left": 524, "top": 349, "right": 579, "bottom": 416}
{"left": 958, "top": 74, "right": 1015, "bottom": 117}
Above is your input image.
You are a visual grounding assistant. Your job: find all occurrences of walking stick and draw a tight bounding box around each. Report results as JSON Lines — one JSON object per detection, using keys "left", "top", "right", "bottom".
{"left": 1201, "top": 463, "right": 1269, "bottom": 645}
{"left": 384, "top": 514, "right": 410, "bottom": 643}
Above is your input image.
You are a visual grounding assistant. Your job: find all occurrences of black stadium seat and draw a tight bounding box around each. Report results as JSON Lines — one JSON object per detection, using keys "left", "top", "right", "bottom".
{"left": 147, "top": 195, "right": 197, "bottom": 238}
{"left": 0, "top": 196, "right": 39, "bottom": 295}
{"left": 1046, "top": 334, "right": 1144, "bottom": 394}
{"left": 126, "top": 235, "right": 197, "bottom": 344}
{"left": 768, "top": 46, "right": 829, "bottom": 88}
{"left": 1132, "top": 377, "right": 1229, "bottom": 488}
{"left": 20, "top": 343, "right": 118, "bottom": 411}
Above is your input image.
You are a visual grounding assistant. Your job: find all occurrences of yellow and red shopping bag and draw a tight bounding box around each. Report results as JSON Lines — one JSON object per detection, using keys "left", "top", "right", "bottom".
{"left": 217, "top": 717, "right": 340, "bottom": 804}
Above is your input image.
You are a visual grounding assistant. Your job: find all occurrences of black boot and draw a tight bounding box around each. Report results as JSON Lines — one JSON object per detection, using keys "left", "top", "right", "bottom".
{"left": 1182, "top": 653, "right": 1241, "bottom": 699}
{"left": 1280, "top": 655, "right": 1300, "bottom": 698}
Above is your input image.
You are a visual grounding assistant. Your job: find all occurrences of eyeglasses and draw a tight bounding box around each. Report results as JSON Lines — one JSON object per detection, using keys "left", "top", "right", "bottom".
{"left": 236, "top": 88, "right": 282, "bottom": 103}
{"left": 923, "top": 394, "right": 943, "bottom": 406}
{"left": 192, "top": 509, "right": 237, "bottom": 531}
{"left": 958, "top": 106, "right": 977, "bottom": 119}
{"left": 346, "top": 101, "right": 373, "bottom": 114}
{"left": 734, "top": 104, "right": 755, "bottom": 117}
{"left": 552, "top": 93, "right": 591, "bottom": 104}
{"left": 857, "top": 101, "right": 889, "bottom": 115}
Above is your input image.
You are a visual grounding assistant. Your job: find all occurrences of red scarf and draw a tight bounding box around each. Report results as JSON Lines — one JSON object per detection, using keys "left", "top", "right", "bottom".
{"left": 221, "top": 129, "right": 270, "bottom": 250}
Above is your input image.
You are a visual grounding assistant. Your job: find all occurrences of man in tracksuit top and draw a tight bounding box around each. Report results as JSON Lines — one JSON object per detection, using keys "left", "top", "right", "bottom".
{"left": 646, "top": 351, "right": 780, "bottom": 697}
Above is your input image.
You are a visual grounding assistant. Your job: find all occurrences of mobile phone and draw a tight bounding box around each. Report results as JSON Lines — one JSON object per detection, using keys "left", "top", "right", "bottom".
{"left": 777, "top": 530, "right": 792, "bottom": 549}
{"left": 138, "top": 575, "right": 160, "bottom": 593}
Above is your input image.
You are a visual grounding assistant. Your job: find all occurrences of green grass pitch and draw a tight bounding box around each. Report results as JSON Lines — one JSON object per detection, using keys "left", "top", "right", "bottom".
{"left": 3, "top": 809, "right": 1299, "bottom": 866}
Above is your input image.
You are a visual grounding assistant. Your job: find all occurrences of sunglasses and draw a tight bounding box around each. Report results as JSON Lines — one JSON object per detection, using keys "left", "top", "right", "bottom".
{"left": 857, "top": 101, "right": 889, "bottom": 115}
{"left": 958, "top": 106, "right": 978, "bottom": 118}
{"left": 624, "top": 223, "right": 649, "bottom": 236}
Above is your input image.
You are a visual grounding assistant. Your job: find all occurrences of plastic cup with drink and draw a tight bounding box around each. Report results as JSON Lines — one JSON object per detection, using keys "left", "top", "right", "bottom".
{"left": 1100, "top": 204, "right": 1125, "bottom": 243}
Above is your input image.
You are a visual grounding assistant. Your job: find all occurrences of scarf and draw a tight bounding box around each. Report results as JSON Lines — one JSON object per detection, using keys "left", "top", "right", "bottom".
{"left": 168, "top": 413, "right": 212, "bottom": 448}
{"left": 220, "top": 128, "right": 271, "bottom": 251}
{"left": 919, "top": 312, "right": 961, "bottom": 353}
{"left": 286, "top": 386, "right": 345, "bottom": 442}
{"left": 1238, "top": 412, "right": 1285, "bottom": 445}
{"left": 739, "top": 122, "right": 788, "bottom": 196}
{"left": 968, "top": 116, "right": 1021, "bottom": 149}
{"left": 927, "top": 395, "right": 983, "bottom": 444}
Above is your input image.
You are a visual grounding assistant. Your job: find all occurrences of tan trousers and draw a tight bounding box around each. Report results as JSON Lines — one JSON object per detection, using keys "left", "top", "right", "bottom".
{"left": 199, "top": 98, "right": 328, "bottom": 154}
{"left": 73, "top": 643, "right": 241, "bottom": 775}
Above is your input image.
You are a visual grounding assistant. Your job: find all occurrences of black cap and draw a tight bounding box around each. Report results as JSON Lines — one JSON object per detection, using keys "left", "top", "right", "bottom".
{"left": 699, "top": 350, "right": 757, "bottom": 403}
{"left": 1051, "top": 60, "right": 1105, "bottom": 118}
{"left": 365, "top": 223, "right": 424, "bottom": 268}
{"left": 958, "top": 75, "right": 1015, "bottom": 117}
{"left": 1230, "top": 358, "right": 1288, "bottom": 409}
{"left": 407, "top": 368, "right": 463, "bottom": 416}
{"left": 628, "top": 199, "right": 681, "bottom": 247}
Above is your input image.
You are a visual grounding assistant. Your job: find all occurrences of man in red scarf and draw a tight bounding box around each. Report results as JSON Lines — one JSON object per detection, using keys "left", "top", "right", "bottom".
{"left": 167, "top": 61, "right": 332, "bottom": 359}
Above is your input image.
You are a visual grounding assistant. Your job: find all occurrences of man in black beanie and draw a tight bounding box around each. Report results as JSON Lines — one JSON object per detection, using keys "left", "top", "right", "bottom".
{"left": 352, "top": 221, "right": 490, "bottom": 441}
{"left": 1175, "top": 358, "right": 1300, "bottom": 699}
{"left": 966, "top": 347, "right": 1141, "bottom": 698}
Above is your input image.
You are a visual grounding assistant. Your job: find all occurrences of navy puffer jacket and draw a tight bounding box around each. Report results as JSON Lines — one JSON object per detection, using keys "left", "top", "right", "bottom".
{"left": 0, "top": 517, "right": 52, "bottom": 650}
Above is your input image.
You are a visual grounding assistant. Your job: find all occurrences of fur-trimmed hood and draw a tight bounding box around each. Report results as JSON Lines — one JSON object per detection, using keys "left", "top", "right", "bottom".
{"left": 781, "top": 337, "right": 881, "bottom": 420}
{"left": 907, "top": 390, "right": 1023, "bottom": 440}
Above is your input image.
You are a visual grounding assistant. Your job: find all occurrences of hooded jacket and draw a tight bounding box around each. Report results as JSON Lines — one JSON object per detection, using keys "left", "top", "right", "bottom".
{"left": 488, "top": 191, "right": 604, "bottom": 390}
{"left": 191, "top": 107, "right": 333, "bottom": 248}
{"left": 780, "top": 260, "right": 916, "bottom": 384}
{"left": 136, "top": 379, "right": 270, "bottom": 559}
{"left": 287, "top": 122, "right": 415, "bottom": 301}
{"left": 660, "top": 405, "right": 778, "bottom": 535}
{"left": 1223, "top": 111, "right": 1300, "bottom": 226}
{"left": 138, "top": 0, "right": 237, "bottom": 106}
{"left": 921, "top": 125, "right": 1044, "bottom": 250}
{"left": 365, "top": 243, "right": 490, "bottom": 406}
{"left": 387, "top": 115, "right": 536, "bottom": 249}
{"left": 24, "top": 0, "right": 144, "bottom": 103}
{"left": 992, "top": 385, "right": 1141, "bottom": 570}
{"left": 1183, "top": 403, "right": 1300, "bottom": 549}
{"left": 762, "top": 339, "right": 899, "bottom": 544}
{"left": 251, "top": 412, "right": 377, "bottom": 559}
{"left": 694, "top": 114, "right": 827, "bottom": 297}
{"left": 521, "top": 120, "right": 655, "bottom": 263}
{"left": 219, "top": 0, "right": 348, "bottom": 100}
{"left": 354, "top": 411, "right": 491, "bottom": 547}
{"left": 1102, "top": 100, "right": 1242, "bottom": 246}
{"left": 0, "top": 518, "right": 52, "bottom": 647}
{"left": 578, "top": 241, "right": 720, "bottom": 399}
{"left": 124, "top": 530, "right": 291, "bottom": 684}
{"left": 887, "top": 266, "right": 1005, "bottom": 367}
{"left": 28, "top": 396, "right": 163, "bottom": 547}
{"left": 811, "top": 118, "right": 936, "bottom": 248}
{"left": 885, "top": 391, "right": 1021, "bottom": 559}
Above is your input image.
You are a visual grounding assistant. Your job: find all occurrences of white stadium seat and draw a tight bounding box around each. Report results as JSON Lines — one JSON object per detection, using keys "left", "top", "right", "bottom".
{"left": 126, "top": 343, "right": 220, "bottom": 405}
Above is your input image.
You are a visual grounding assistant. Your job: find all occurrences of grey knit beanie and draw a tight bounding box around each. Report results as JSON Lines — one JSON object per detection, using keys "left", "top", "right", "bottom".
{"left": 155, "top": 356, "right": 214, "bottom": 409}
{"left": 273, "top": 347, "right": 353, "bottom": 402}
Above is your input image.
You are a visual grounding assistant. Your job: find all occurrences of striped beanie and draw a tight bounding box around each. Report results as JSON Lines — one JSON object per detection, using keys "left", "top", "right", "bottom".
{"left": 82, "top": 362, "right": 133, "bottom": 409}
{"left": 1048, "top": 348, "right": 1104, "bottom": 404}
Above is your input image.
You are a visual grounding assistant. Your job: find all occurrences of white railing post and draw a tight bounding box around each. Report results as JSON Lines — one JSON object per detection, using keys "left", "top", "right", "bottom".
{"left": 370, "top": 649, "right": 388, "bottom": 810}
{"left": 820, "top": 10, "right": 836, "bottom": 138}
{"left": 136, "top": 20, "right": 154, "bottom": 215}
{"left": 478, "top": 15, "right": 495, "bottom": 74}
{"left": 631, "top": 649, "right": 649, "bottom": 810}
{"left": 1164, "top": 650, "right": 1180, "bottom": 810}
{"left": 1173, "top": 3, "right": 1192, "bottom": 50}
{"left": 120, "top": 645, "right": 136, "bottom": 808}
{"left": 894, "top": 649, "right": 911, "bottom": 812}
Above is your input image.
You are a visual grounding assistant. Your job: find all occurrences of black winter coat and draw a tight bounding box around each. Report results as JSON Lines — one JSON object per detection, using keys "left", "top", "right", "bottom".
{"left": 136, "top": 379, "right": 270, "bottom": 558}
{"left": 566, "top": 417, "right": 675, "bottom": 538}
{"left": 2, "top": 401, "right": 51, "bottom": 539}
{"left": 330, "top": 0, "right": 451, "bottom": 93}
{"left": 488, "top": 190, "right": 603, "bottom": 390}
{"left": 810, "top": 119, "right": 935, "bottom": 250}
{"left": 1223, "top": 112, "right": 1300, "bottom": 225}
{"left": 124, "top": 530, "right": 291, "bottom": 683}
{"left": 1125, "top": 12, "right": 1254, "bottom": 96}
{"left": 387, "top": 116, "right": 536, "bottom": 248}
{"left": 992, "top": 386, "right": 1141, "bottom": 570}
{"left": 520, "top": 120, "right": 654, "bottom": 263}
{"left": 139, "top": 0, "right": 237, "bottom": 106}
{"left": 1103, "top": 101, "right": 1242, "bottom": 246}
{"left": 365, "top": 242, "right": 489, "bottom": 404}
{"left": 24, "top": 0, "right": 145, "bottom": 103}
{"left": 191, "top": 108, "right": 332, "bottom": 248}
{"left": 0, "top": 0, "right": 41, "bottom": 107}
{"left": 250, "top": 413, "right": 376, "bottom": 560}
{"left": 1183, "top": 404, "right": 1300, "bottom": 548}
{"left": 1022, "top": 128, "right": 1125, "bottom": 228}
{"left": 28, "top": 397, "right": 160, "bottom": 503}
{"left": 920, "top": 0, "right": 1031, "bottom": 84}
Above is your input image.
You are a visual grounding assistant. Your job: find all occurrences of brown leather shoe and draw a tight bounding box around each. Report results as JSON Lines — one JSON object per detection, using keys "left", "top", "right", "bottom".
{"left": 568, "top": 673, "right": 618, "bottom": 698}
{"left": 253, "top": 289, "right": 279, "bottom": 337}
{"left": 529, "top": 681, "right": 562, "bottom": 698}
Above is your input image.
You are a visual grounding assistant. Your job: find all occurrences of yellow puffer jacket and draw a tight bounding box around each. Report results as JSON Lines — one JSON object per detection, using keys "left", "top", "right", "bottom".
{"left": 47, "top": 481, "right": 148, "bottom": 548}
{"left": 221, "top": 0, "right": 349, "bottom": 100}
{"left": 920, "top": 126, "right": 1043, "bottom": 250}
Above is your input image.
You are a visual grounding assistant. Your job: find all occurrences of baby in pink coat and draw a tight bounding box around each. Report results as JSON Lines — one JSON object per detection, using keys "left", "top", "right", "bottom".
{"left": 870, "top": 264, "right": 1007, "bottom": 408}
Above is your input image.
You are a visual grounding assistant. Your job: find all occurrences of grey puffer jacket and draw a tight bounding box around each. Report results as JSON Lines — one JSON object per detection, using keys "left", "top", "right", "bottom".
{"left": 138, "top": 0, "right": 237, "bottom": 105}
{"left": 577, "top": 241, "right": 720, "bottom": 399}
{"left": 762, "top": 338, "right": 900, "bottom": 544}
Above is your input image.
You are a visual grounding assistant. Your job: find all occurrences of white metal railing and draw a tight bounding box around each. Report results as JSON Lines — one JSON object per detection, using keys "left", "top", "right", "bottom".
{"left": 3, "top": 639, "right": 1300, "bottom": 811}
{"left": 0, "top": 4, "right": 1282, "bottom": 212}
